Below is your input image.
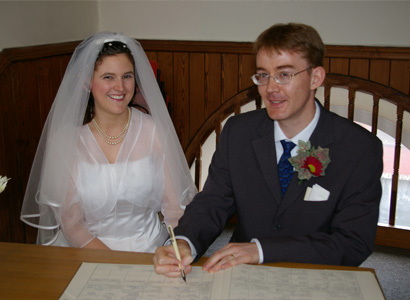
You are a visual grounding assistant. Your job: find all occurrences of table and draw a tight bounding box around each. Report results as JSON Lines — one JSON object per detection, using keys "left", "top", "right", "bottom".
{"left": 0, "top": 242, "right": 382, "bottom": 300}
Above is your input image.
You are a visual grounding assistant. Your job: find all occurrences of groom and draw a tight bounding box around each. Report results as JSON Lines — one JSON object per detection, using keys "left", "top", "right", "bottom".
{"left": 153, "top": 23, "right": 383, "bottom": 277}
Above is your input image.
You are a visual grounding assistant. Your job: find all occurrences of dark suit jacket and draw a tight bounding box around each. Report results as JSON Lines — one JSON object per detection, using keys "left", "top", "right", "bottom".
{"left": 175, "top": 101, "right": 383, "bottom": 266}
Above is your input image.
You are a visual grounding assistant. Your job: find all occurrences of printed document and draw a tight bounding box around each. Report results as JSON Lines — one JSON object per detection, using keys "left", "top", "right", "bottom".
{"left": 60, "top": 262, "right": 385, "bottom": 300}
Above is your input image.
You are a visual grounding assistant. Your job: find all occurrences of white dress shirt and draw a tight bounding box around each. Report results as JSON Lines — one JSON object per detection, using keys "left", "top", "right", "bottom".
{"left": 253, "top": 101, "right": 321, "bottom": 263}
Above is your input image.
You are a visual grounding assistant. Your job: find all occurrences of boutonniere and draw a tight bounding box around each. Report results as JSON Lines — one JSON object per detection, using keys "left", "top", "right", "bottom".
{"left": 0, "top": 175, "right": 10, "bottom": 193}
{"left": 288, "top": 141, "right": 330, "bottom": 182}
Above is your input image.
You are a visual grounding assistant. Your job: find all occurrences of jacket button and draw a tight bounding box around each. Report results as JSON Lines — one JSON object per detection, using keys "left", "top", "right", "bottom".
{"left": 273, "top": 224, "right": 281, "bottom": 231}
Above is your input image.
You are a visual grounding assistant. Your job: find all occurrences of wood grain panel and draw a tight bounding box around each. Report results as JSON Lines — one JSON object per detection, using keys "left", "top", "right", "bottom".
{"left": 157, "top": 52, "right": 174, "bottom": 117}
{"left": 189, "top": 53, "right": 205, "bottom": 138}
{"left": 326, "top": 45, "right": 410, "bottom": 60}
{"left": 0, "top": 68, "right": 15, "bottom": 243}
{"left": 222, "top": 54, "right": 239, "bottom": 102}
{"left": 173, "top": 52, "right": 190, "bottom": 148}
{"left": 36, "top": 58, "right": 56, "bottom": 130}
{"left": 0, "top": 41, "right": 79, "bottom": 74}
{"left": 323, "top": 57, "right": 330, "bottom": 73}
{"left": 11, "top": 61, "right": 37, "bottom": 243}
{"left": 329, "top": 58, "right": 349, "bottom": 75}
{"left": 370, "top": 60, "right": 390, "bottom": 86}
{"left": 390, "top": 60, "right": 410, "bottom": 94}
{"left": 139, "top": 40, "right": 254, "bottom": 55}
{"left": 239, "top": 54, "right": 256, "bottom": 91}
{"left": 205, "top": 53, "right": 222, "bottom": 118}
{"left": 349, "top": 59, "right": 369, "bottom": 79}
{"left": 145, "top": 51, "right": 157, "bottom": 62}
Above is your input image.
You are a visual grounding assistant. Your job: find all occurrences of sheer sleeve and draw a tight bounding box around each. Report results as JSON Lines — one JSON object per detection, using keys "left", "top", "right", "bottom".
{"left": 59, "top": 178, "right": 95, "bottom": 248}
{"left": 161, "top": 160, "right": 185, "bottom": 228}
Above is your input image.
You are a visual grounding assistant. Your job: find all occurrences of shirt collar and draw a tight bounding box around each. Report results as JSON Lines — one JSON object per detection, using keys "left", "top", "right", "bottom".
{"left": 274, "top": 101, "right": 321, "bottom": 144}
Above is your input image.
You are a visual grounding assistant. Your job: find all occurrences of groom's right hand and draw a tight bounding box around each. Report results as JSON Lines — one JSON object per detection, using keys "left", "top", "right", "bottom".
{"left": 153, "top": 240, "right": 193, "bottom": 277}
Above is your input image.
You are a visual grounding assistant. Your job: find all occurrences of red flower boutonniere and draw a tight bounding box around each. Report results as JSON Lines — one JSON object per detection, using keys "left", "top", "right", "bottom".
{"left": 288, "top": 141, "right": 330, "bottom": 182}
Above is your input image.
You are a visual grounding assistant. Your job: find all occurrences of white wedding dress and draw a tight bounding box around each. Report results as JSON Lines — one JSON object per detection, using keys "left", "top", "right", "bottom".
{"left": 59, "top": 108, "right": 183, "bottom": 252}
{"left": 20, "top": 33, "right": 197, "bottom": 250}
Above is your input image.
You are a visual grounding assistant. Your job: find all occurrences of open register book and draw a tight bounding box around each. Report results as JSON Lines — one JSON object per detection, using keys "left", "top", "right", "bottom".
{"left": 60, "top": 262, "right": 385, "bottom": 300}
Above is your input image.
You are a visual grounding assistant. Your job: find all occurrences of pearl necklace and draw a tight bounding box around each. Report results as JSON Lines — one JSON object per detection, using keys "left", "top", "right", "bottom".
{"left": 92, "top": 107, "right": 131, "bottom": 145}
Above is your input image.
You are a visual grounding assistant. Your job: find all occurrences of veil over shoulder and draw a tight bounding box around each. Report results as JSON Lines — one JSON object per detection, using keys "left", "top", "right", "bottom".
{"left": 20, "top": 32, "right": 197, "bottom": 246}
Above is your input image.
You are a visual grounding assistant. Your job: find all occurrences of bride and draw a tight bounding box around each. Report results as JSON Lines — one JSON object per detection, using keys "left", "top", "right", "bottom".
{"left": 20, "top": 32, "right": 197, "bottom": 252}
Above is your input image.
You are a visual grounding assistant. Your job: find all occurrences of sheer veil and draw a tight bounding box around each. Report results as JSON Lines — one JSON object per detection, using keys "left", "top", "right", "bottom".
{"left": 20, "top": 32, "right": 197, "bottom": 245}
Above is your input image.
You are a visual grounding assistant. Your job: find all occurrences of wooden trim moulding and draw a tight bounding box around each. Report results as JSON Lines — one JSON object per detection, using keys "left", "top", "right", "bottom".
{"left": 139, "top": 39, "right": 255, "bottom": 54}
{"left": 325, "top": 45, "right": 410, "bottom": 60}
{"left": 0, "top": 41, "right": 80, "bottom": 73}
{"left": 2, "top": 39, "right": 410, "bottom": 73}
{"left": 140, "top": 40, "right": 410, "bottom": 60}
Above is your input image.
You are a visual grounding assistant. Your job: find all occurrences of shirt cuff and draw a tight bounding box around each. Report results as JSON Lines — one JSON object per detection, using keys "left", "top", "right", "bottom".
{"left": 164, "top": 236, "right": 198, "bottom": 259}
{"left": 251, "top": 238, "right": 264, "bottom": 264}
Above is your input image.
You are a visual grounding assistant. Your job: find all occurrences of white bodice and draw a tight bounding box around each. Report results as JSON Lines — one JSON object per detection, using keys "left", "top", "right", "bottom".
{"left": 57, "top": 109, "right": 183, "bottom": 252}
{"left": 75, "top": 158, "right": 167, "bottom": 252}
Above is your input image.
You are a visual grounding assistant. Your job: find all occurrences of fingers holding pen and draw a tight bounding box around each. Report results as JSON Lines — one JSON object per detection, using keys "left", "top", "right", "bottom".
{"left": 153, "top": 241, "right": 193, "bottom": 277}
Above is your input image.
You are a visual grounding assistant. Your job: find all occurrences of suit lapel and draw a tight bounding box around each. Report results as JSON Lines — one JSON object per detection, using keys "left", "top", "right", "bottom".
{"left": 252, "top": 117, "right": 283, "bottom": 204}
{"left": 250, "top": 102, "right": 335, "bottom": 210}
{"left": 278, "top": 102, "right": 335, "bottom": 214}
{"left": 309, "top": 103, "right": 334, "bottom": 148}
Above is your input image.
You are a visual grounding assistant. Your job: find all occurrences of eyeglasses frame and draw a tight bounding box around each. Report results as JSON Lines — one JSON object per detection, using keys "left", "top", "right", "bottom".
{"left": 251, "top": 66, "right": 313, "bottom": 86}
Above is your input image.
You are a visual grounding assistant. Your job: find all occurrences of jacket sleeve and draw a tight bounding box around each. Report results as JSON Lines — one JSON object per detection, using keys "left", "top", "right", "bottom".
{"left": 174, "top": 118, "right": 237, "bottom": 257}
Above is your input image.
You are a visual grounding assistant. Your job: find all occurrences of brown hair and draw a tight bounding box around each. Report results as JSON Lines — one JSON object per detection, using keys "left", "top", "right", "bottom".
{"left": 253, "top": 23, "right": 325, "bottom": 68}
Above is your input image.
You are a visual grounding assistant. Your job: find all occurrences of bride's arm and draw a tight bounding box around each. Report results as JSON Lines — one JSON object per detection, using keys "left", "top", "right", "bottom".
{"left": 161, "top": 160, "right": 186, "bottom": 228}
{"left": 59, "top": 180, "right": 110, "bottom": 249}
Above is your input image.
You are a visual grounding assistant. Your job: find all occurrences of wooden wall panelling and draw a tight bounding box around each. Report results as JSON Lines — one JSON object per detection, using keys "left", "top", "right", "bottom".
{"left": 0, "top": 43, "right": 76, "bottom": 244}
{"left": 173, "top": 52, "right": 190, "bottom": 149}
{"left": 329, "top": 58, "right": 349, "bottom": 75}
{"left": 11, "top": 61, "right": 36, "bottom": 243}
{"left": 369, "top": 60, "right": 390, "bottom": 86}
{"left": 0, "top": 68, "right": 15, "bottom": 243}
{"left": 204, "top": 53, "right": 222, "bottom": 120}
{"left": 239, "top": 54, "right": 256, "bottom": 91}
{"left": 59, "top": 54, "right": 72, "bottom": 77}
{"left": 36, "top": 58, "right": 56, "bottom": 131}
{"left": 145, "top": 51, "right": 157, "bottom": 62}
{"left": 323, "top": 57, "right": 330, "bottom": 74}
{"left": 222, "top": 54, "right": 239, "bottom": 103}
{"left": 157, "top": 52, "right": 174, "bottom": 117}
{"left": 390, "top": 60, "right": 410, "bottom": 95}
{"left": 26, "top": 55, "right": 69, "bottom": 243}
{"left": 349, "top": 59, "right": 370, "bottom": 79}
{"left": 52, "top": 55, "right": 70, "bottom": 108}
{"left": 189, "top": 53, "right": 205, "bottom": 139}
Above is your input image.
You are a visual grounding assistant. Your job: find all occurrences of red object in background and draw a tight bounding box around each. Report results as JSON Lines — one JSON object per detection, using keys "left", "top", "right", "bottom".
{"left": 149, "top": 60, "right": 170, "bottom": 113}
{"left": 149, "top": 60, "right": 158, "bottom": 78}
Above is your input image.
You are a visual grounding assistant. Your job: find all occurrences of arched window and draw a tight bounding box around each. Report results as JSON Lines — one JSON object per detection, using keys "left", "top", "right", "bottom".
{"left": 316, "top": 85, "right": 410, "bottom": 228}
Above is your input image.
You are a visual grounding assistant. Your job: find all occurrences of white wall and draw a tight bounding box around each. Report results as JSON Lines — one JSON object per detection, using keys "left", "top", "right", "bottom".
{"left": 0, "top": 1, "right": 99, "bottom": 51}
{"left": 99, "top": 1, "right": 410, "bottom": 47}
{"left": 1, "top": 1, "right": 410, "bottom": 51}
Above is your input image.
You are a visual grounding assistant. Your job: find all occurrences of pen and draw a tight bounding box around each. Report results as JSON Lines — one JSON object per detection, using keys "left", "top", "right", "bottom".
{"left": 167, "top": 225, "right": 187, "bottom": 282}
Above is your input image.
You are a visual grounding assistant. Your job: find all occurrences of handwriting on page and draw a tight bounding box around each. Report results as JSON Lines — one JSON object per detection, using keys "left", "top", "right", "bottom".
{"left": 60, "top": 263, "right": 384, "bottom": 300}
{"left": 60, "top": 263, "right": 215, "bottom": 300}
{"left": 227, "top": 266, "right": 367, "bottom": 300}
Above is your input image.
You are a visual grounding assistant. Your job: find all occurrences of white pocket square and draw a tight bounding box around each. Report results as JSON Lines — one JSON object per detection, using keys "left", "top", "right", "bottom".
{"left": 304, "top": 184, "right": 330, "bottom": 201}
